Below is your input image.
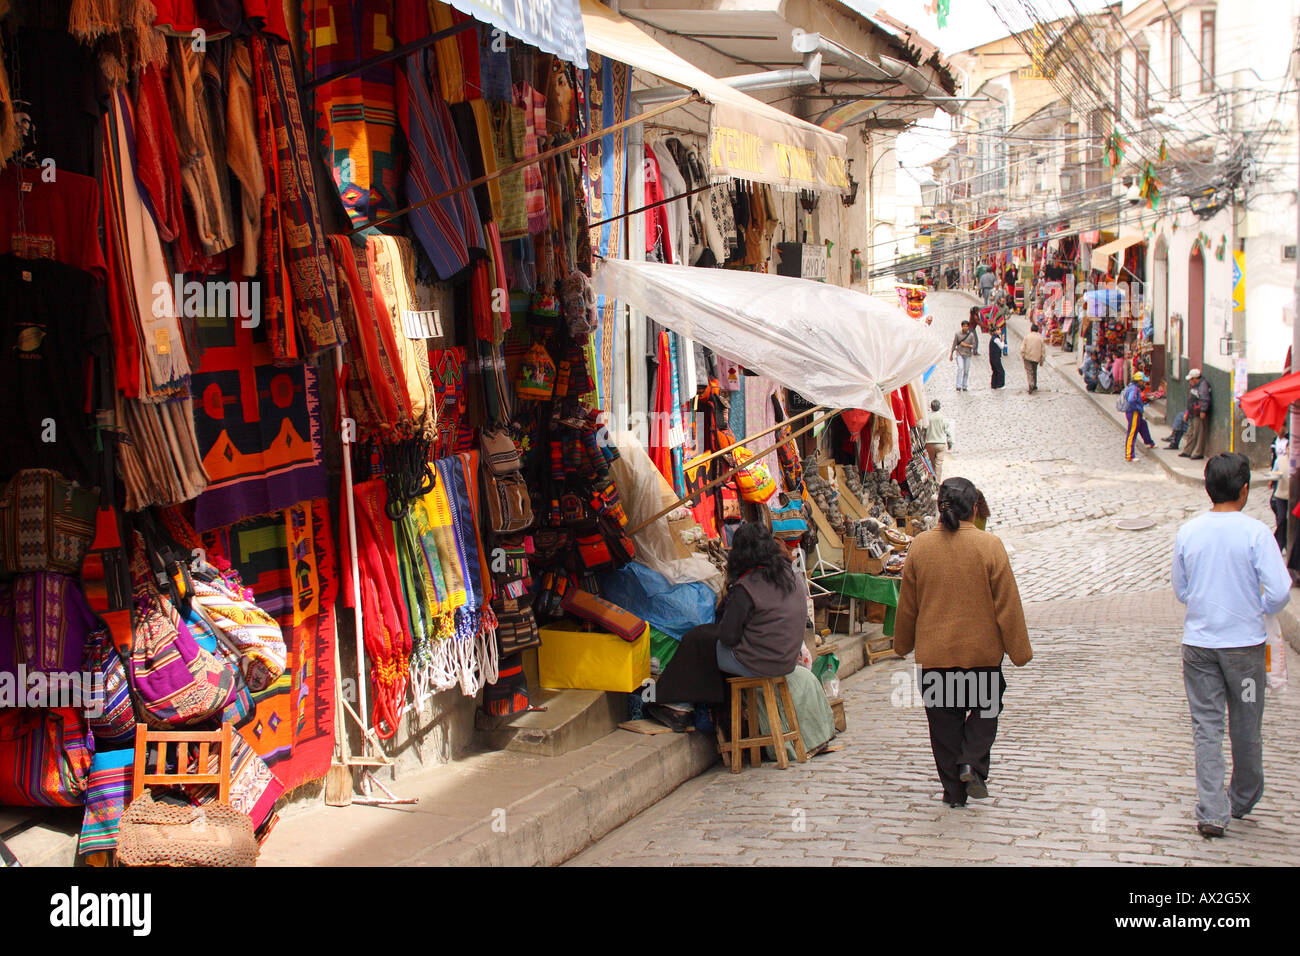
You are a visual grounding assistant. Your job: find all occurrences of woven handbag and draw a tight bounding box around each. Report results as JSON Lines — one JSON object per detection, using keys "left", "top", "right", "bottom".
{"left": 481, "top": 427, "right": 522, "bottom": 476}
{"left": 0, "top": 469, "right": 99, "bottom": 575}
{"left": 115, "top": 792, "right": 258, "bottom": 867}
{"left": 0, "top": 707, "right": 92, "bottom": 807}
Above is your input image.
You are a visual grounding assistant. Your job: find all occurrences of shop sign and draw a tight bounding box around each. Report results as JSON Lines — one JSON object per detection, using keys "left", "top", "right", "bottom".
{"left": 1232, "top": 251, "right": 1245, "bottom": 312}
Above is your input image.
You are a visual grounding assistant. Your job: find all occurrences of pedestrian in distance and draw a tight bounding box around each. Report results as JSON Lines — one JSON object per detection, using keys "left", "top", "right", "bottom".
{"left": 894, "top": 477, "right": 1033, "bottom": 808}
{"left": 1269, "top": 428, "right": 1289, "bottom": 553}
{"left": 924, "top": 399, "right": 954, "bottom": 481}
{"left": 1180, "top": 368, "right": 1212, "bottom": 460}
{"left": 1173, "top": 453, "right": 1290, "bottom": 838}
{"left": 1164, "top": 409, "right": 1189, "bottom": 450}
{"left": 987, "top": 318, "right": 1007, "bottom": 390}
{"left": 978, "top": 267, "right": 996, "bottom": 305}
{"left": 1122, "top": 371, "right": 1156, "bottom": 461}
{"left": 1020, "top": 322, "right": 1046, "bottom": 393}
{"left": 950, "top": 319, "right": 976, "bottom": 392}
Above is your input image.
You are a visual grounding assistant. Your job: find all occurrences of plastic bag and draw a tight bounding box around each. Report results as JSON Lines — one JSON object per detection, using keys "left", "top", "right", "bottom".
{"left": 597, "top": 561, "right": 717, "bottom": 640}
{"left": 1265, "top": 613, "right": 1288, "bottom": 691}
{"left": 812, "top": 650, "right": 840, "bottom": 700}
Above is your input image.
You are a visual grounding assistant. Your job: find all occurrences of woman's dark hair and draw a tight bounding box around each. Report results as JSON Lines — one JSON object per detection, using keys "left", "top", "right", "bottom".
{"left": 727, "top": 522, "right": 796, "bottom": 593}
{"left": 968, "top": 306, "right": 980, "bottom": 322}
{"left": 937, "top": 477, "right": 980, "bottom": 531}
{"left": 1204, "top": 453, "right": 1251, "bottom": 504}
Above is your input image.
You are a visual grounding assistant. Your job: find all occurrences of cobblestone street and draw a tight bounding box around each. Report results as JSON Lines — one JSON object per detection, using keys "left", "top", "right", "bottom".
{"left": 570, "top": 292, "right": 1300, "bottom": 867}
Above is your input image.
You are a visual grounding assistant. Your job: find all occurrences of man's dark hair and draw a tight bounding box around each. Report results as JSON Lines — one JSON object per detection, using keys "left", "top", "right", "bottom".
{"left": 1204, "top": 452, "right": 1251, "bottom": 504}
{"left": 1029, "top": 323, "right": 1039, "bottom": 332}
{"left": 931, "top": 399, "right": 941, "bottom": 412}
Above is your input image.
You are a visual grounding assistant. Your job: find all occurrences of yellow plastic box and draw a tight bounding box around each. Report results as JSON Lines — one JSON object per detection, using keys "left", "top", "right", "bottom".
{"left": 537, "top": 622, "right": 651, "bottom": 693}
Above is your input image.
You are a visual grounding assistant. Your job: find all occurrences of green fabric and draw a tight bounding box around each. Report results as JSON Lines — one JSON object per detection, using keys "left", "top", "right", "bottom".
{"left": 752, "top": 665, "right": 836, "bottom": 762}
{"left": 813, "top": 572, "right": 900, "bottom": 636}
{"left": 649, "top": 627, "right": 680, "bottom": 671}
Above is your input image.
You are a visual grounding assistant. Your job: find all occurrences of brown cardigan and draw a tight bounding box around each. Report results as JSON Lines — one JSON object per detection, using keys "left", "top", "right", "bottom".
{"left": 893, "top": 525, "right": 1033, "bottom": 668}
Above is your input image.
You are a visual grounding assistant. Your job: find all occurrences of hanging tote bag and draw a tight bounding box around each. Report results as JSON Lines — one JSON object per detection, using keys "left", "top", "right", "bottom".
{"left": 0, "top": 707, "right": 93, "bottom": 807}
{"left": 186, "top": 565, "right": 287, "bottom": 693}
{"left": 769, "top": 492, "right": 809, "bottom": 543}
{"left": 0, "top": 469, "right": 99, "bottom": 575}
{"left": 127, "top": 535, "right": 239, "bottom": 728}
{"left": 732, "top": 446, "right": 777, "bottom": 503}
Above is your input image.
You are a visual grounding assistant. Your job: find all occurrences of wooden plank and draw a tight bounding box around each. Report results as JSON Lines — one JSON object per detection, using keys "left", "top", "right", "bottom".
{"left": 618, "top": 719, "right": 692, "bottom": 736}
{"left": 833, "top": 465, "right": 870, "bottom": 522}
{"left": 804, "top": 498, "right": 843, "bottom": 564}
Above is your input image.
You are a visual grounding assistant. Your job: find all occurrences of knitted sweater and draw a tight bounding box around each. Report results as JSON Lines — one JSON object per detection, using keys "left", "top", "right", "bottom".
{"left": 893, "top": 526, "right": 1033, "bottom": 668}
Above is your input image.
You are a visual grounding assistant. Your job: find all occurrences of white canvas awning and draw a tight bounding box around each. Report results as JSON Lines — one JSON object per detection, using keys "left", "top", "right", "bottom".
{"left": 1090, "top": 232, "right": 1145, "bottom": 271}
{"left": 580, "top": 0, "right": 849, "bottom": 193}
{"left": 448, "top": 0, "right": 587, "bottom": 68}
{"left": 592, "top": 259, "right": 948, "bottom": 417}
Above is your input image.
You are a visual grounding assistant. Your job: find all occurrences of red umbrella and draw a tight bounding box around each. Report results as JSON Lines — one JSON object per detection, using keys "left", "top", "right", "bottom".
{"left": 1238, "top": 370, "right": 1300, "bottom": 433}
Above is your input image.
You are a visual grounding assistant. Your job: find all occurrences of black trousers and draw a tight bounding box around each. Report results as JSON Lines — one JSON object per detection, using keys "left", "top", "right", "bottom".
{"left": 1271, "top": 496, "right": 1289, "bottom": 554}
{"left": 922, "top": 667, "right": 1006, "bottom": 805}
{"left": 989, "top": 347, "right": 1005, "bottom": 388}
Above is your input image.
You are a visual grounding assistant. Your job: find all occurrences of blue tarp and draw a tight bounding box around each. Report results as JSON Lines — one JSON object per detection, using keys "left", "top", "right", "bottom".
{"left": 598, "top": 562, "right": 716, "bottom": 640}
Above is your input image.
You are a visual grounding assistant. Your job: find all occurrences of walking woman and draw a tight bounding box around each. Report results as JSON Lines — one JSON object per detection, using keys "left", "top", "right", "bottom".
{"left": 894, "top": 478, "right": 1033, "bottom": 807}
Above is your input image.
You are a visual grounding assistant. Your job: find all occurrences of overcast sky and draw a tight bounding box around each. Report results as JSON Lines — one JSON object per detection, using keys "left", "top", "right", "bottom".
{"left": 842, "top": 0, "right": 1013, "bottom": 55}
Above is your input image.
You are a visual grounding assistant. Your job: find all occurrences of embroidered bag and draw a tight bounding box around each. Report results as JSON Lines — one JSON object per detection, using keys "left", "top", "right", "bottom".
{"left": 769, "top": 492, "right": 808, "bottom": 542}
{"left": 516, "top": 342, "right": 556, "bottom": 401}
{"left": 492, "top": 595, "right": 541, "bottom": 655}
{"left": 485, "top": 472, "right": 534, "bottom": 534}
{"left": 0, "top": 469, "right": 99, "bottom": 575}
{"left": 0, "top": 706, "right": 92, "bottom": 807}
{"left": 481, "top": 427, "right": 522, "bottom": 476}
{"left": 732, "top": 446, "right": 777, "bottom": 503}
{"left": 84, "top": 628, "right": 137, "bottom": 748}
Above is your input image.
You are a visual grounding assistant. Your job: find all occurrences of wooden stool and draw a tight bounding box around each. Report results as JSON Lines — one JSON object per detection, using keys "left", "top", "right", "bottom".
{"left": 718, "top": 675, "right": 808, "bottom": 773}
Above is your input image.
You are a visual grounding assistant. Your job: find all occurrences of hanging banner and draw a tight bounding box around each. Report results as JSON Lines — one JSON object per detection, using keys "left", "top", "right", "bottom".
{"left": 1232, "top": 250, "right": 1246, "bottom": 312}
{"left": 448, "top": 0, "right": 588, "bottom": 68}
{"left": 710, "top": 103, "right": 850, "bottom": 193}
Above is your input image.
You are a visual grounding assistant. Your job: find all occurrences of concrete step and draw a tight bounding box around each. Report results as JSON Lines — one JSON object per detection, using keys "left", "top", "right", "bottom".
{"left": 259, "top": 724, "right": 719, "bottom": 866}
{"left": 2, "top": 807, "right": 80, "bottom": 867}
{"left": 474, "top": 687, "right": 624, "bottom": 757}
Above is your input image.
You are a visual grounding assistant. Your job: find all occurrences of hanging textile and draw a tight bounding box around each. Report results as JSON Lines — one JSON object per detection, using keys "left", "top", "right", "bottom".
{"left": 330, "top": 235, "right": 412, "bottom": 437}
{"left": 132, "top": 63, "right": 191, "bottom": 259}
{"left": 103, "top": 90, "right": 190, "bottom": 399}
{"left": 200, "top": 499, "right": 338, "bottom": 790}
{"left": 366, "top": 235, "right": 435, "bottom": 434}
{"left": 303, "top": 0, "right": 399, "bottom": 228}
{"left": 397, "top": 50, "right": 484, "bottom": 279}
{"left": 167, "top": 37, "right": 236, "bottom": 257}
{"left": 225, "top": 39, "right": 266, "bottom": 278}
{"left": 429, "top": 346, "right": 470, "bottom": 459}
{"left": 340, "top": 478, "right": 411, "bottom": 739}
{"left": 251, "top": 34, "right": 343, "bottom": 362}
{"left": 115, "top": 395, "right": 210, "bottom": 510}
{"left": 188, "top": 325, "right": 328, "bottom": 532}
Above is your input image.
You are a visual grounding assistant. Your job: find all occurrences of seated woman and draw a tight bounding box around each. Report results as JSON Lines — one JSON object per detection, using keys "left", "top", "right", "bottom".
{"left": 648, "top": 522, "right": 810, "bottom": 726}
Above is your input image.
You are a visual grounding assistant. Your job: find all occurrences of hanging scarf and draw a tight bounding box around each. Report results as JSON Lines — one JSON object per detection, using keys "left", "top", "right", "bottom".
{"left": 397, "top": 45, "right": 483, "bottom": 280}
{"left": 252, "top": 34, "right": 342, "bottom": 362}
{"left": 225, "top": 40, "right": 265, "bottom": 278}
{"left": 104, "top": 90, "right": 191, "bottom": 399}
{"left": 331, "top": 236, "right": 401, "bottom": 438}
{"left": 342, "top": 478, "right": 411, "bottom": 738}
{"left": 167, "top": 38, "right": 236, "bottom": 258}
{"left": 366, "top": 235, "right": 434, "bottom": 436}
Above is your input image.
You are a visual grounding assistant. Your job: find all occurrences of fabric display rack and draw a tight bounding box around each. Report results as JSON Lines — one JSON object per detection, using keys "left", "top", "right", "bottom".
{"left": 0, "top": 0, "right": 654, "bottom": 863}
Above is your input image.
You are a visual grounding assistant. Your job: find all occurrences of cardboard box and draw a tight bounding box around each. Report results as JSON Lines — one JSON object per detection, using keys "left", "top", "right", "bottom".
{"left": 666, "top": 515, "right": 698, "bottom": 560}
{"left": 538, "top": 622, "right": 651, "bottom": 693}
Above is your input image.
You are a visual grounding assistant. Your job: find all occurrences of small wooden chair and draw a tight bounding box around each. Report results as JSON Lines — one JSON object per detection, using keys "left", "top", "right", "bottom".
{"left": 717, "top": 675, "right": 808, "bottom": 773}
{"left": 131, "top": 722, "right": 233, "bottom": 804}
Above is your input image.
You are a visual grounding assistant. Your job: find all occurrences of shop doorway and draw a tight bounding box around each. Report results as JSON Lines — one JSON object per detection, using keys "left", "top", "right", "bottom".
{"left": 1151, "top": 238, "right": 1168, "bottom": 386}
{"left": 1188, "top": 245, "right": 1205, "bottom": 371}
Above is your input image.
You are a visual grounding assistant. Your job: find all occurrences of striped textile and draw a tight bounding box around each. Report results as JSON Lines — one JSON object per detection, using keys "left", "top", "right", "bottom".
{"left": 366, "top": 235, "right": 435, "bottom": 434}
{"left": 252, "top": 34, "right": 342, "bottom": 362}
{"left": 78, "top": 748, "right": 134, "bottom": 854}
{"left": 0, "top": 707, "right": 92, "bottom": 807}
{"left": 330, "top": 235, "right": 412, "bottom": 436}
{"left": 303, "top": 0, "right": 399, "bottom": 227}
{"left": 189, "top": 572, "right": 287, "bottom": 693}
{"left": 85, "top": 629, "right": 136, "bottom": 748}
{"left": 398, "top": 47, "right": 484, "bottom": 280}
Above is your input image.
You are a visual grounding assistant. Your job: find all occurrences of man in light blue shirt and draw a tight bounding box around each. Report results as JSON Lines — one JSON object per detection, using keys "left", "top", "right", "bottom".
{"left": 1172, "top": 453, "right": 1291, "bottom": 838}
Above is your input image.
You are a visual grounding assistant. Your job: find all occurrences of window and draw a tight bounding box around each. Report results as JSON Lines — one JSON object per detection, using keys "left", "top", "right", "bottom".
{"left": 1169, "top": 19, "right": 1181, "bottom": 97}
{"left": 1135, "top": 45, "right": 1149, "bottom": 116}
{"left": 1200, "top": 11, "right": 1215, "bottom": 92}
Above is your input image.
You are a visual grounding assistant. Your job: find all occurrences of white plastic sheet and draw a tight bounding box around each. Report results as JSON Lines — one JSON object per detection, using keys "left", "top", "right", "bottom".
{"left": 610, "top": 432, "right": 724, "bottom": 594}
{"left": 592, "top": 259, "right": 948, "bottom": 417}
